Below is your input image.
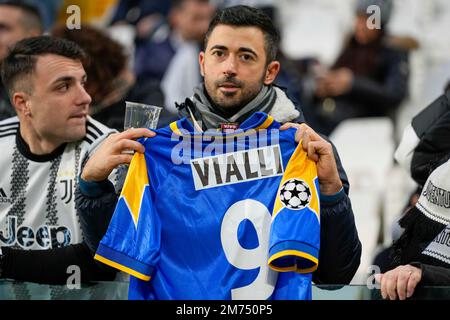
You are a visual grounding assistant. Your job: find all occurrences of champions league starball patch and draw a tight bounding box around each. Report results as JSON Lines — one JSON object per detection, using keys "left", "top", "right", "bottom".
{"left": 279, "top": 178, "right": 312, "bottom": 210}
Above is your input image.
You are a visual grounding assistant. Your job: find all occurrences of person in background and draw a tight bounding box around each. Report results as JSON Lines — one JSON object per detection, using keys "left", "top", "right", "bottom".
{"left": 110, "top": 0, "right": 171, "bottom": 28}
{"left": 0, "top": 1, "right": 43, "bottom": 120}
{"left": 373, "top": 84, "right": 450, "bottom": 281}
{"left": 301, "top": 0, "right": 409, "bottom": 135}
{"left": 135, "top": 0, "right": 214, "bottom": 114}
{"left": 375, "top": 157, "right": 450, "bottom": 300}
{"left": 0, "top": 36, "right": 118, "bottom": 285}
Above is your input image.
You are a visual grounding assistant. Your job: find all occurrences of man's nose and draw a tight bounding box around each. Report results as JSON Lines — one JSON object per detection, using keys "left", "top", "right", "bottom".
{"left": 223, "top": 55, "right": 237, "bottom": 76}
{"left": 76, "top": 85, "right": 92, "bottom": 106}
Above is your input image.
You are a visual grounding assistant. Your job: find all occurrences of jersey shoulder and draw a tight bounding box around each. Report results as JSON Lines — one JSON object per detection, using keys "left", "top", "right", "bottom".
{"left": 80, "top": 116, "right": 118, "bottom": 152}
{"left": 0, "top": 116, "right": 19, "bottom": 141}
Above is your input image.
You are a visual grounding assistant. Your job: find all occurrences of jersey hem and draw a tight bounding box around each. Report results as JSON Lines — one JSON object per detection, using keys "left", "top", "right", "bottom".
{"left": 95, "top": 244, "right": 153, "bottom": 281}
{"left": 268, "top": 240, "right": 319, "bottom": 273}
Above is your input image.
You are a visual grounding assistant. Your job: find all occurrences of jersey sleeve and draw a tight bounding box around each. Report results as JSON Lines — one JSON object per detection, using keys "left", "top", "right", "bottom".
{"left": 94, "top": 152, "right": 160, "bottom": 281}
{"left": 268, "top": 142, "right": 321, "bottom": 274}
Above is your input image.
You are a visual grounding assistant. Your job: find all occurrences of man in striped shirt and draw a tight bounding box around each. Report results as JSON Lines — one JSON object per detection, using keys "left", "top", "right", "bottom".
{"left": 0, "top": 36, "right": 118, "bottom": 287}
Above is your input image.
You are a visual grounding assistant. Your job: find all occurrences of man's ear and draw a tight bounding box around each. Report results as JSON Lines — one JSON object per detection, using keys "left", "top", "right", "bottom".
{"left": 12, "top": 92, "right": 30, "bottom": 116}
{"left": 263, "top": 60, "right": 280, "bottom": 85}
{"left": 199, "top": 51, "right": 205, "bottom": 77}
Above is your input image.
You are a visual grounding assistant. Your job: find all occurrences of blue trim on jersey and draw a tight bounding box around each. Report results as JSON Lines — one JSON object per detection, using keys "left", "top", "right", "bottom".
{"left": 269, "top": 240, "right": 318, "bottom": 267}
{"left": 96, "top": 243, "right": 154, "bottom": 277}
{"left": 320, "top": 187, "right": 345, "bottom": 203}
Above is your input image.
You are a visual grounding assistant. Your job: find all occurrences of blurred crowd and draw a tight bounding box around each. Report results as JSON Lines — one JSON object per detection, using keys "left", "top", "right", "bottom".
{"left": 1, "top": 0, "right": 449, "bottom": 134}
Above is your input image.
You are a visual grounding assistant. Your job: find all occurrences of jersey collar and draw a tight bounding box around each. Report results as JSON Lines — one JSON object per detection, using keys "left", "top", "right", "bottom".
{"left": 16, "top": 129, "right": 67, "bottom": 162}
{"left": 170, "top": 112, "right": 275, "bottom": 136}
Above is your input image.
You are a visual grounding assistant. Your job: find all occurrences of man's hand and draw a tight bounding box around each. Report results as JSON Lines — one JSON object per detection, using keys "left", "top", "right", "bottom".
{"left": 280, "top": 123, "right": 342, "bottom": 195}
{"left": 81, "top": 128, "right": 155, "bottom": 182}
{"left": 375, "top": 265, "right": 422, "bottom": 300}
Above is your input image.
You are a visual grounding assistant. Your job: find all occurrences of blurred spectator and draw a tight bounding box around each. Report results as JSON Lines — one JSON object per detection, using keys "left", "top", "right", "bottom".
{"left": 300, "top": 0, "right": 409, "bottom": 135}
{"left": 375, "top": 158, "right": 450, "bottom": 300}
{"left": 134, "top": 0, "right": 214, "bottom": 112}
{"left": 134, "top": 0, "right": 213, "bottom": 82}
{"left": 0, "top": 0, "right": 61, "bottom": 31}
{"left": 52, "top": 24, "right": 174, "bottom": 130}
{"left": 106, "top": 0, "right": 171, "bottom": 75}
{"left": 0, "top": 1, "right": 43, "bottom": 120}
{"left": 374, "top": 87, "right": 450, "bottom": 284}
{"left": 387, "top": 0, "right": 450, "bottom": 140}
{"left": 56, "top": 0, "right": 119, "bottom": 28}
{"left": 275, "top": 0, "right": 355, "bottom": 67}
{"left": 110, "top": 0, "right": 170, "bottom": 28}
{"left": 28, "top": 0, "right": 60, "bottom": 32}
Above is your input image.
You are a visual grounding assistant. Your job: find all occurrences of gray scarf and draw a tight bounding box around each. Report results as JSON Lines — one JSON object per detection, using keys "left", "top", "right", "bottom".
{"left": 178, "top": 84, "right": 277, "bottom": 130}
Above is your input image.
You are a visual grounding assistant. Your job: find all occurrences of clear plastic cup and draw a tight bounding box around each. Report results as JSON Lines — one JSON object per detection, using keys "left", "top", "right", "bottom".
{"left": 123, "top": 101, "right": 162, "bottom": 130}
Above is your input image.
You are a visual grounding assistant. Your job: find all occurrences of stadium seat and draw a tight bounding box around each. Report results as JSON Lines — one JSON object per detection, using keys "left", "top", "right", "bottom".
{"left": 329, "top": 117, "right": 395, "bottom": 284}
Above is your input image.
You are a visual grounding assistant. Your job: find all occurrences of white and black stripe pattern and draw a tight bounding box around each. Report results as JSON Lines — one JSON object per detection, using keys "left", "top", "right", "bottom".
{"left": 0, "top": 120, "right": 19, "bottom": 139}
{"left": 84, "top": 121, "right": 106, "bottom": 145}
{"left": 74, "top": 146, "right": 82, "bottom": 233}
{"left": 45, "top": 155, "right": 62, "bottom": 226}
{"left": 423, "top": 249, "right": 450, "bottom": 265}
{"left": 7, "top": 147, "right": 29, "bottom": 227}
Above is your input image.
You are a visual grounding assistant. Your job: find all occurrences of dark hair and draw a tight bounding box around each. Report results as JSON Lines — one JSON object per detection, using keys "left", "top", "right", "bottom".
{"left": 0, "top": 36, "right": 86, "bottom": 97}
{"left": 51, "top": 24, "right": 127, "bottom": 105}
{"left": 204, "top": 5, "right": 280, "bottom": 63}
{"left": 0, "top": 1, "right": 43, "bottom": 33}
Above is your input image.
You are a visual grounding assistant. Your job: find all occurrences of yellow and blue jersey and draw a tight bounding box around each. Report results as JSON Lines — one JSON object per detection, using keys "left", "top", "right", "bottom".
{"left": 95, "top": 112, "right": 320, "bottom": 300}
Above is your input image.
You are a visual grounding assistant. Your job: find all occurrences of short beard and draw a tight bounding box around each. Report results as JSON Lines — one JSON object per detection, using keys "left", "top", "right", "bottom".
{"left": 209, "top": 74, "right": 265, "bottom": 110}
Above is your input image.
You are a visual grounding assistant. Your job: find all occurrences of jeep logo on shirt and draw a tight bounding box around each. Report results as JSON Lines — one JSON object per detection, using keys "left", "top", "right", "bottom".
{"left": 0, "top": 216, "right": 71, "bottom": 249}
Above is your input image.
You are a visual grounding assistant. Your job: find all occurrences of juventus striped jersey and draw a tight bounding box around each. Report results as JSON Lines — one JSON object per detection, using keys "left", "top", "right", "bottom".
{"left": 0, "top": 116, "right": 116, "bottom": 250}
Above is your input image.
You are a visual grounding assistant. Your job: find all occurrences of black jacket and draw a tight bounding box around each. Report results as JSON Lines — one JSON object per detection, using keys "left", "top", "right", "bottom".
{"left": 410, "top": 91, "right": 450, "bottom": 186}
{"left": 414, "top": 263, "right": 450, "bottom": 285}
{"left": 0, "top": 242, "right": 117, "bottom": 285}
